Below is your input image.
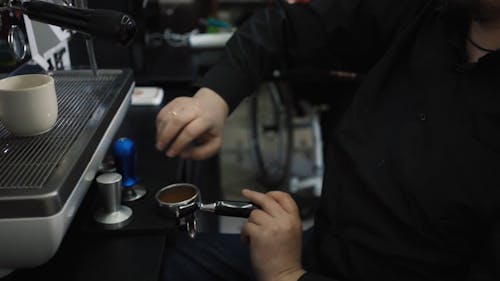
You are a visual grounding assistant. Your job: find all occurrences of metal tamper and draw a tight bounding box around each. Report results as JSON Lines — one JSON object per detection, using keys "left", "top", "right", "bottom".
{"left": 94, "top": 172, "right": 133, "bottom": 229}
{"left": 112, "top": 137, "right": 147, "bottom": 201}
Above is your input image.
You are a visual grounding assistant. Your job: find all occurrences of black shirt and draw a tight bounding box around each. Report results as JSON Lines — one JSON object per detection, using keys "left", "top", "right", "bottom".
{"left": 197, "top": 0, "right": 500, "bottom": 280}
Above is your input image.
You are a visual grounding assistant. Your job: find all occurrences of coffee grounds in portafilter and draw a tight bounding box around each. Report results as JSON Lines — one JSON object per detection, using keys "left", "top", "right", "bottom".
{"left": 158, "top": 185, "right": 197, "bottom": 203}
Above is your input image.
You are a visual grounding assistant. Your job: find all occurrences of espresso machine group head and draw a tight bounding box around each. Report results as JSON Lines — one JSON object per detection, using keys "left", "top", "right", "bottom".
{"left": 0, "top": 0, "right": 136, "bottom": 46}
{"left": 0, "top": 0, "right": 137, "bottom": 74}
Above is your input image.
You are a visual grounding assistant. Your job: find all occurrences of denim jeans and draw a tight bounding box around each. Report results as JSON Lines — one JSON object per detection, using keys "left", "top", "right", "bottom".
{"left": 162, "top": 228, "right": 314, "bottom": 281}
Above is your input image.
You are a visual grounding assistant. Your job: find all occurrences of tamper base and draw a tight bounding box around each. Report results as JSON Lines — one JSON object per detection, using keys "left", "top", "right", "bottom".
{"left": 94, "top": 206, "right": 133, "bottom": 230}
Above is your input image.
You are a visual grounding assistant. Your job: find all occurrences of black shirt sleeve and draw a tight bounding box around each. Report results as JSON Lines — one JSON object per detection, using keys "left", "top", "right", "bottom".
{"left": 197, "top": 0, "right": 429, "bottom": 111}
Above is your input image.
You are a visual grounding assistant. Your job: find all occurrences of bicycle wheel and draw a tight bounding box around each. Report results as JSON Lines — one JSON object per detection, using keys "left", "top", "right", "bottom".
{"left": 250, "top": 81, "right": 293, "bottom": 189}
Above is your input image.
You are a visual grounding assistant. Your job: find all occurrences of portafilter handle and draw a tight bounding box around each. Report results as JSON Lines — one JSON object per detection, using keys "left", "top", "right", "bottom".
{"left": 19, "top": 1, "right": 136, "bottom": 46}
{"left": 200, "top": 200, "right": 258, "bottom": 218}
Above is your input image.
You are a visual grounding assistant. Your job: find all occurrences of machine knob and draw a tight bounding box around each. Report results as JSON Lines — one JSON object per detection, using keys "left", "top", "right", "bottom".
{"left": 112, "top": 137, "right": 147, "bottom": 201}
{"left": 94, "top": 173, "right": 132, "bottom": 229}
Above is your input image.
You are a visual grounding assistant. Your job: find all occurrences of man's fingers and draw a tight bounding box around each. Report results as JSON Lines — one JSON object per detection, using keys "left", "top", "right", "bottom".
{"left": 179, "top": 137, "right": 222, "bottom": 160}
{"left": 241, "top": 221, "right": 259, "bottom": 245}
{"left": 155, "top": 107, "right": 172, "bottom": 149}
{"left": 167, "top": 118, "right": 209, "bottom": 157}
{"left": 156, "top": 108, "right": 197, "bottom": 152}
{"left": 247, "top": 209, "right": 272, "bottom": 226}
{"left": 240, "top": 232, "right": 250, "bottom": 245}
{"left": 155, "top": 98, "right": 183, "bottom": 148}
{"left": 242, "top": 189, "right": 285, "bottom": 217}
{"left": 266, "top": 191, "right": 299, "bottom": 215}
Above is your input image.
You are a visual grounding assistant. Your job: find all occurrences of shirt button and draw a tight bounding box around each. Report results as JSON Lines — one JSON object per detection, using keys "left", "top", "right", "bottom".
{"left": 419, "top": 112, "right": 427, "bottom": 121}
{"left": 377, "top": 159, "right": 385, "bottom": 168}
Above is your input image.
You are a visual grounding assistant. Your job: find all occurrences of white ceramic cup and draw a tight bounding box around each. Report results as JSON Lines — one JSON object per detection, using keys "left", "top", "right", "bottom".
{"left": 0, "top": 74, "right": 58, "bottom": 136}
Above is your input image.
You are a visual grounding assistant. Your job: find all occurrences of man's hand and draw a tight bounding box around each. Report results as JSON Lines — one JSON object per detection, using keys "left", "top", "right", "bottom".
{"left": 241, "top": 189, "right": 306, "bottom": 281}
{"left": 155, "top": 87, "right": 229, "bottom": 160}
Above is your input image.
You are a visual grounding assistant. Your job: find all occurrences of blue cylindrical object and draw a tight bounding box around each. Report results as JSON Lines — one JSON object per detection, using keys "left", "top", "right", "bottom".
{"left": 112, "top": 137, "right": 139, "bottom": 188}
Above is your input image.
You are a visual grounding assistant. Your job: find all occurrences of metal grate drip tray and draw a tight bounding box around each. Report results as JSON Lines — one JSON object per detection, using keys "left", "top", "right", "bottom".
{"left": 0, "top": 71, "right": 122, "bottom": 190}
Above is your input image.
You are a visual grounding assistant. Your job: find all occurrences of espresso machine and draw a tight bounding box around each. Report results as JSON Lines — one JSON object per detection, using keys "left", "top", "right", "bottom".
{"left": 0, "top": 0, "right": 137, "bottom": 277}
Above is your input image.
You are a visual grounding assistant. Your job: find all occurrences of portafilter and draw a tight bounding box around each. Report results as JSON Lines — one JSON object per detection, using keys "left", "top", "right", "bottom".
{"left": 155, "top": 183, "right": 257, "bottom": 238}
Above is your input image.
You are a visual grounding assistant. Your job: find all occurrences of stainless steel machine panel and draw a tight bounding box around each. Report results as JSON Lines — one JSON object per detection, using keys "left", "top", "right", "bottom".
{"left": 0, "top": 69, "right": 134, "bottom": 218}
{"left": 0, "top": 69, "right": 135, "bottom": 273}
